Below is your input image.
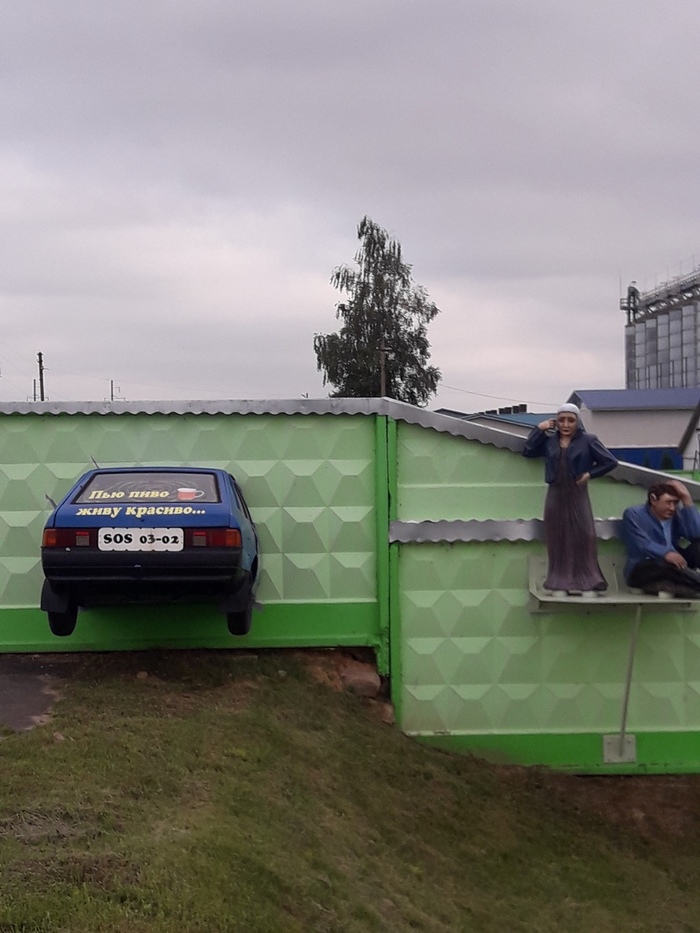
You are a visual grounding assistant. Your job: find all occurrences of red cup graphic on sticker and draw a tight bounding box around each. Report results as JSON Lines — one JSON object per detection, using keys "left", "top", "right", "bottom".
{"left": 177, "top": 487, "right": 198, "bottom": 501}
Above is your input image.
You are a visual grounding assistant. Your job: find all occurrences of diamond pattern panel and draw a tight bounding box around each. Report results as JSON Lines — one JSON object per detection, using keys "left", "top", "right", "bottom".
{"left": 397, "top": 422, "right": 644, "bottom": 522}
{"left": 0, "top": 412, "right": 377, "bottom": 609}
{"left": 398, "top": 541, "right": 700, "bottom": 735}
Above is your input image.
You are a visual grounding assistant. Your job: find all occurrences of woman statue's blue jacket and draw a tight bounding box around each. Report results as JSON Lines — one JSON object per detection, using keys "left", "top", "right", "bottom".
{"left": 523, "top": 425, "right": 618, "bottom": 484}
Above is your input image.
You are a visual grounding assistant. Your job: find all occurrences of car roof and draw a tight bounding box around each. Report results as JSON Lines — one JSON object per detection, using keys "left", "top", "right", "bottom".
{"left": 82, "top": 467, "right": 227, "bottom": 475}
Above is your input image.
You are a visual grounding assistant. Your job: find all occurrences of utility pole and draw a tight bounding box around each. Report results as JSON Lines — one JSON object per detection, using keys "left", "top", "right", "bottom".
{"left": 379, "top": 341, "right": 387, "bottom": 398}
{"left": 106, "top": 380, "right": 124, "bottom": 402}
{"left": 37, "top": 352, "right": 45, "bottom": 402}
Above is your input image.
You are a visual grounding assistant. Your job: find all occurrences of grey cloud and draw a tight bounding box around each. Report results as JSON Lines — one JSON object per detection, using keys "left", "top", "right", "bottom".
{"left": 0, "top": 1, "right": 696, "bottom": 412}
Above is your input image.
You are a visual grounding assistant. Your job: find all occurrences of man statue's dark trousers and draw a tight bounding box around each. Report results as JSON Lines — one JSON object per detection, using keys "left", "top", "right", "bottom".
{"left": 628, "top": 540, "right": 700, "bottom": 597}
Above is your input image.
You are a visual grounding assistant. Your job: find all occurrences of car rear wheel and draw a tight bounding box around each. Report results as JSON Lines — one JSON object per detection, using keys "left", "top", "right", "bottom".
{"left": 226, "top": 597, "right": 253, "bottom": 637}
{"left": 48, "top": 605, "right": 78, "bottom": 637}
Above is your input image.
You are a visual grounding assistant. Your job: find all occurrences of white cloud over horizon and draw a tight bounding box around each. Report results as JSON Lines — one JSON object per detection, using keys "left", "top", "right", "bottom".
{"left": 0, "top": 1, "right": 698, "bottom": 413}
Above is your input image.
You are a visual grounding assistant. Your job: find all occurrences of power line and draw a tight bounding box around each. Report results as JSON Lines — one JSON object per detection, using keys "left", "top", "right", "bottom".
{"left": 49, "top": 367, "right": 238, "bottom": 398}
{"left": 0, "top": 373, "right": 30, "bottom": 397}
{"left": 439, "top": 383, "right": 558, "bottom": 408}
{"left": 0, "top": 348, "right": 40, "bottom": 382}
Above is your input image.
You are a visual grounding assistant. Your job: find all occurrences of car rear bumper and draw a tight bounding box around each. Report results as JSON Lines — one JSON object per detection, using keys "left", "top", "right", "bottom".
{"left": 41, "top": 547, "right": 247, "bottom": 606}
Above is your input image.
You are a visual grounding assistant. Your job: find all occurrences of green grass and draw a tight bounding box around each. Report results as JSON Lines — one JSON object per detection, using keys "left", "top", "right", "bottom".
{"left": 0, "top": 649, "right": 699, "bottom": 932}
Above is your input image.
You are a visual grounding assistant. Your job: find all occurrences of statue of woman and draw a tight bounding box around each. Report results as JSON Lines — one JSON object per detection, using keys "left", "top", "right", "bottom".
{"left": 523, "top": 403, "right": 618, "bottom": 594}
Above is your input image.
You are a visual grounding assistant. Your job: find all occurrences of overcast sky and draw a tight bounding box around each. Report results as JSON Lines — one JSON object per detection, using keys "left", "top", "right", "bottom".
{"left": 0, "top": 1, "right": 698, "bottom": 413}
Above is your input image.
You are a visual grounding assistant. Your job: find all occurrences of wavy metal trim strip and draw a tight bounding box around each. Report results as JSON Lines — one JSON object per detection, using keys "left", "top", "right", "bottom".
{"left": 389, "top": 518, "right": 623, "bottom": 544}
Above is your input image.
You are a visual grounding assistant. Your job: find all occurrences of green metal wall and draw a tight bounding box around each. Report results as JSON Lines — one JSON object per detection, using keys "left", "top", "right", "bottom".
{"left": 393, "top": 422, "right": 700, "bottom": 773}
{"left": 394, "top": 539, "right": 700, "bottom": 773}
{"left": 0, "top": 411, "right": 386, "bottom": 662}
{"left": 4, "top": 405, "right": 700, "bottom": 772}
{"left": 396, "top": 420, "right": 643, "bottom": 520}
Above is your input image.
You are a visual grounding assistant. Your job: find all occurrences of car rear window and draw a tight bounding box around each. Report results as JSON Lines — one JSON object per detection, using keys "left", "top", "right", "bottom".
{"left": 74, "top": 472, "right": 221, "bottom": 504}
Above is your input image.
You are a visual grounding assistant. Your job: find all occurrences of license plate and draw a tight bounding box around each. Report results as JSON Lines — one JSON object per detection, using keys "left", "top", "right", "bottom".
{"left": 98, "top": 528, "right": 184, "bottom": 552}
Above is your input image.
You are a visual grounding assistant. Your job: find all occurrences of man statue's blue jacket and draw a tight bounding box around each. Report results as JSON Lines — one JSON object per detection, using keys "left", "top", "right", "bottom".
{"left": 621, "top": 502, "right": 700, "bottom": 583}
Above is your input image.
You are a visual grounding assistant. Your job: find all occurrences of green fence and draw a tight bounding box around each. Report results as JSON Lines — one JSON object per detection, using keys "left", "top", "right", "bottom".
{"left": 392, "top": 420, "right": 700, "bottom": 774}
{"left": 0, "top": 408, "right": 386, "bottom": 664}
{"left": 2, "top": 400, "right": 700, "bottom": 773}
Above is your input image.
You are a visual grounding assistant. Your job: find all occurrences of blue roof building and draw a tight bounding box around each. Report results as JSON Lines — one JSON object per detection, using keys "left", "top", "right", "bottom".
{"left": 569, "top": 388, "right": 700, "bottom": 411}
{"left": 567, "top": 388, "right": 700, "bottom": 470}
{"left": 437, "top": 388, "right": 700, "bottom": 469}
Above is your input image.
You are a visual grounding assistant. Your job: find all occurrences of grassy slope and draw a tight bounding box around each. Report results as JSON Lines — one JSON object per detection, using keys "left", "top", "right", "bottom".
{"left": 0, "top": 650, "right": 699, "bottom": 933}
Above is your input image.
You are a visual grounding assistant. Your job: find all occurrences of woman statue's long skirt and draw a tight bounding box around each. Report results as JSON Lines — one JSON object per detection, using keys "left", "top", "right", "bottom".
{"left": 543, "top": 450, "right": 607, "bottom": 592}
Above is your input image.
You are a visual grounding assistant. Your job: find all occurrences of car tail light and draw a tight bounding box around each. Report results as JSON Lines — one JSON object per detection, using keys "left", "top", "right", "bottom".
{"left": 186, "top": 528, "right": 242, "bottom": 548}
{"left": 42, "top": 528, "right": 97, "bottom": 548}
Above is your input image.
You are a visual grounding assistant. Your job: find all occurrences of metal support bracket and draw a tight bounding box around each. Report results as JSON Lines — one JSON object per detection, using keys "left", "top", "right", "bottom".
{"left": 603, "top": 733, "right": 637, "bottom": 764}
{"left": 603, "top": 604, "right": 642, "bottom": 765}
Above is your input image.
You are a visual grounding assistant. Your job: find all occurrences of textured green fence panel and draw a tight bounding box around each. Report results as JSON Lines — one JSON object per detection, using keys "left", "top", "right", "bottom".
{"left": 393, "top": 422, "right": 700, "bottom": 773}
{"left": 396, "top": 540, "right": 700, "bottom": 772}
{"left": 0, "top": 412, "right": 381, "bottom": 654}
{"left": 396, "top": 422, "right": 643, "bottom": 521}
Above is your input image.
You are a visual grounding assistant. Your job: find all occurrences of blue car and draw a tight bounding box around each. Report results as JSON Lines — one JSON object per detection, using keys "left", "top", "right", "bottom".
{"left": 41, "top": 467, "right": 259, "bottom": 638}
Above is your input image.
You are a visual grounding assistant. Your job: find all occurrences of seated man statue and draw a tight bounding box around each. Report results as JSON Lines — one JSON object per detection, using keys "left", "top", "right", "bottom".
{"left": 622, "top": 480, "right": 700, "bottom": 597}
